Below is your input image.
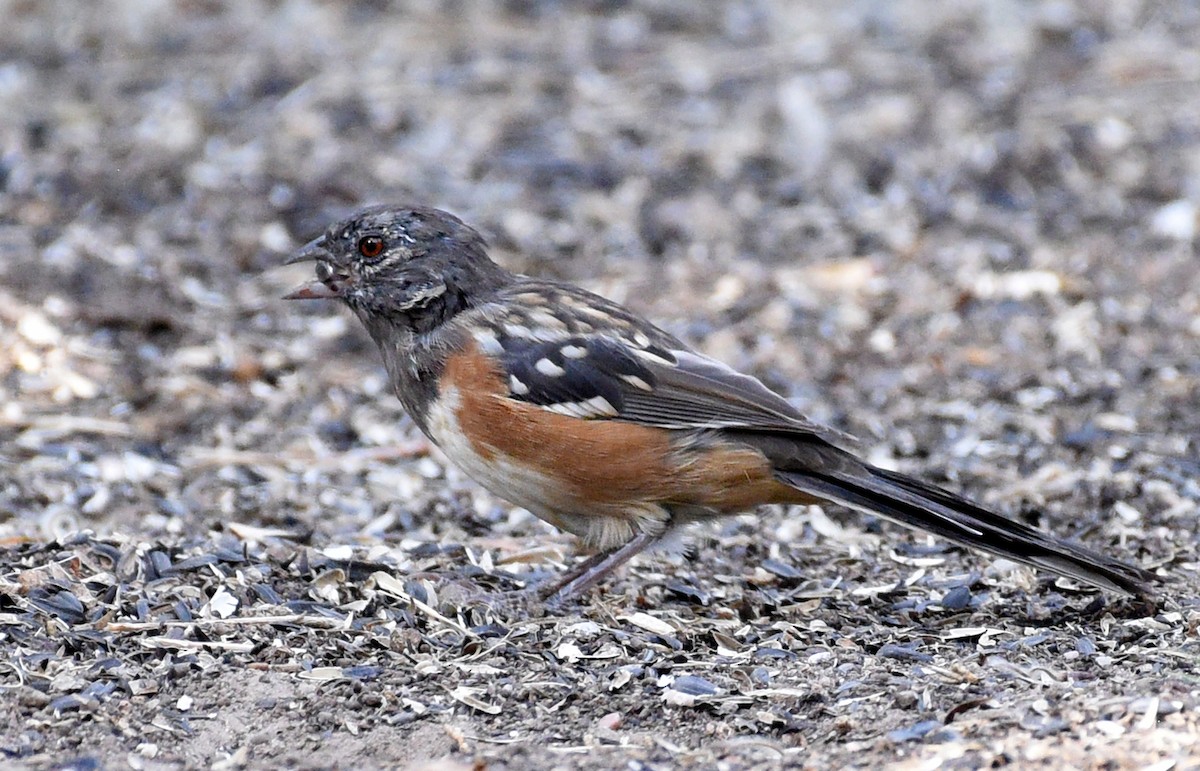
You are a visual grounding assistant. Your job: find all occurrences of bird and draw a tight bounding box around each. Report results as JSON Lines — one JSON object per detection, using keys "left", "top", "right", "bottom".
{"left": 283, "top": 204, "right": 1157, "bottom": 606}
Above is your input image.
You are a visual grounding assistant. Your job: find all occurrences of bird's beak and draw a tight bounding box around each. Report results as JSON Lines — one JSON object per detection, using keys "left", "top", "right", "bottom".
{"left": 283, "top": 279, "right": 342, "bottom": 301}
{"left": 284, "top": 234, "right": 328, "bottom": 265}
{"left": 283, "top": 235, "right": 342, "bottom": 300}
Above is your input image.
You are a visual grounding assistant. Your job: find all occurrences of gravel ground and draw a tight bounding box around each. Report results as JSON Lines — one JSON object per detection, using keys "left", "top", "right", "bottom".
{"left": 2, "top": 1, "right": 1199, "bottom": 769}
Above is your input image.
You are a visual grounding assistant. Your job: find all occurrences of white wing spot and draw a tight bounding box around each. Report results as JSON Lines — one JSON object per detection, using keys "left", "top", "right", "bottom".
{"left": 544, "top": 402, "right": 581, "bottom": 418}
{"left": 632, "top": 348, "right": 675, "bottom": 366}
{"left": 529, "top": 310, "right": 567, "bottom": 331}
{"left": 585, "top": 395, "right": 618, "bottom": 416}
{"left": 543, "top": 396, "right": 617, "bottom": 419}
{"left": 503, "top": 323, "right": 534, "bottom": 338}
{"left": 509, "top": 375, "right": 530, "bottom": 395}
{"left": 620, "top": 374, "right": 652, "bottom": 391}
{"left": 632, "top": 331, "right": 651, "bottom": 348}
{"left": 473, "top": 328, "right": 504, "bottom": 356}
{"left": 535, "top": 357, "right": 566, "bottom": 377}
{"left": 505, "top": 322, "right": 570, "bottom": 342}
{"left": 576, "top": 304, "right": 613, "bottom": 320}
{"left": 560, "top": 344, "right": 588, "bottom": 359}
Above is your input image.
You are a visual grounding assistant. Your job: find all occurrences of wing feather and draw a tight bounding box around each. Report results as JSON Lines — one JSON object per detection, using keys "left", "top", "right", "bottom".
{"left": 623, "top": 349, "right": 858, "bottom": 448}
{"left": 480, "top": 315, "right": 854, "bottom": 448}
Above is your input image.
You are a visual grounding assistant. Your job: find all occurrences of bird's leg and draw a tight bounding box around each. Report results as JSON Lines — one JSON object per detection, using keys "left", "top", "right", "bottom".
{"left": 535, "top": 548, "right": 615, "bottom": 596}
{"left": 542, "top": 531, "right": 656, "bottom": 607}
{"left": 453, "top": 533, "right": 657, "bottom": 616}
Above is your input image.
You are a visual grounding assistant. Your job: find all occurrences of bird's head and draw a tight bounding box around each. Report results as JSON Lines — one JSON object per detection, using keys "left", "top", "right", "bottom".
{"left": 284, "top": 204, "right": 510, "bottom": 331}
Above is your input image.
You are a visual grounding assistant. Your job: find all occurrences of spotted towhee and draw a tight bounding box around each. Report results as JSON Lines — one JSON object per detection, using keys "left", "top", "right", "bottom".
{"left": 284, "top": 204, "right": 1157, "bottom": 605}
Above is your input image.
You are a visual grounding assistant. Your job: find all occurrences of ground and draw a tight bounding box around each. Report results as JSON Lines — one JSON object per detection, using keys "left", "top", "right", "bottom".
{"left": 1, "top": 1, "right": 1198, "bottom": 769}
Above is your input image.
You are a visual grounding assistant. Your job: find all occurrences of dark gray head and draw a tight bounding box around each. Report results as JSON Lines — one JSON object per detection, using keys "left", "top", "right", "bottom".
{"left": 284, "top": 205, "right": 513, "bottom": 333}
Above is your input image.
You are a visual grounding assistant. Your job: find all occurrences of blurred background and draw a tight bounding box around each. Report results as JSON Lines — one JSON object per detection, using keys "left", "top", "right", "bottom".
{"left": 1, "top": 2, "right": 1198, "bottom": 767}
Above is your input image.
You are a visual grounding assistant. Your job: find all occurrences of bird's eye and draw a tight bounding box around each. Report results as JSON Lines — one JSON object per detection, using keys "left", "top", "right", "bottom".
{"left": 358, "top": 236, "right": 385, "bottom": 259}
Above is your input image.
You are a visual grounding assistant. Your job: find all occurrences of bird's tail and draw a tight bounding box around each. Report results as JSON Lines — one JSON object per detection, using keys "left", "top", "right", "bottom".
{"left": 776, "top": 460, "right": 1156, "bottom": 597}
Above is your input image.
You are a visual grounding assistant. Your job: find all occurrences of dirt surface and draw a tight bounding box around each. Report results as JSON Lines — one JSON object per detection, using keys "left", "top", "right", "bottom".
{"left": 2, "top": 1, "right": 1199, "bottom": 769}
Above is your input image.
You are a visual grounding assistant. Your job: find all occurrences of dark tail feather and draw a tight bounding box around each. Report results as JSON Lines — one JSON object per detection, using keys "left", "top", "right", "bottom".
{"left": 777, "top": 464, "right": 1156, "bottom": 597}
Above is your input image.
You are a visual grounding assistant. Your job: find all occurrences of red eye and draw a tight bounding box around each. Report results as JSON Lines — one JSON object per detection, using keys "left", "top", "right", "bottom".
{"left": 358, "top": 236, "right": 385, "bottom": 259}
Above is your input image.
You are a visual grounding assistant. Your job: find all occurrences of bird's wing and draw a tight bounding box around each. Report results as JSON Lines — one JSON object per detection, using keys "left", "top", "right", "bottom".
{"left": 467, "top": 308, "right": 855, "bottom": 448}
